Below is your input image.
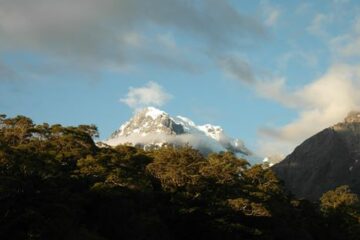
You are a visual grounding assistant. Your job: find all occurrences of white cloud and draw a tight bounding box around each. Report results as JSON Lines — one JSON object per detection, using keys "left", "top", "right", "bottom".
{"left": 265, "top": 9, "right": 280, "bottom": 27}
{"left": 295, "top": 2, "right": 311, "bottom": 15}
{"left": 255, "top": 77, "right": 298, "bottom": 108}
{"left": 252, "top": 12, "right": 360, "bottom": 162}
{"left": 256, "top": 64, "right": 360, "bottom": 160}
{"left": 260, "top": 1, "right": 281, "bottom": 27}
{"left": 330, "top": 17, "right": 360, "bottom": 58}
{"left": 121, "top": 32, "right": 145, "bottom": 48}
{"left": 120, "top": 81, "right": 172, "bottom": 109}
{"left": 277, "top": 51, "right": 318, "bottom": 70}
{"left": 307, "top": 13, "right": 332, "bottom": 37}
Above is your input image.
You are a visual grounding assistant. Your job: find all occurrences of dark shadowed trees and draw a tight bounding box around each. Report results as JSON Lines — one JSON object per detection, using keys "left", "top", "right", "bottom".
{"left": 0, "top": 114, "right": 358, "bottom": 240}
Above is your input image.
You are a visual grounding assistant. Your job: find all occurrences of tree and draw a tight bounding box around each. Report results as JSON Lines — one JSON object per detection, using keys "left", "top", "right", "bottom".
{"left": 0, "top": 113, "right": 357, "bottom": 240}
{"left": 0, "top": 115, "right": 35, "bottom": 146}
{"left": 320, "top": 185, "right": 360, "bottom": 240}
{"left": 146, "top": 146, "right": 206, "bottom": 193}
{"left": 320, "top": 185, "right": 359, "bottom": 214}
{"left": 200, "top": 151, "right": 248, "bottom": 184}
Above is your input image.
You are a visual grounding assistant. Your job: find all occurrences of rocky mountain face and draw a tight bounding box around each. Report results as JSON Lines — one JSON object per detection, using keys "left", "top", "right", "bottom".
{"left": 272, "top": 111, "right": 360, "bottom": 200}
{"left": 103, "top": 107, "right": 251, "bottom": 156}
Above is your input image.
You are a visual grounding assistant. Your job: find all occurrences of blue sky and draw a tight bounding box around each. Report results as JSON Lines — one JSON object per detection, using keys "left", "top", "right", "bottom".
{"left": 1, "top": 0, "right": 360, "bottom": 161}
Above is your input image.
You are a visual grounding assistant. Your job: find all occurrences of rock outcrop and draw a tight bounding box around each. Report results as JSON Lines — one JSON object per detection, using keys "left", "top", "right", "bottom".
{"left": 272, "top": 111, "right": 360, "bottom": 200}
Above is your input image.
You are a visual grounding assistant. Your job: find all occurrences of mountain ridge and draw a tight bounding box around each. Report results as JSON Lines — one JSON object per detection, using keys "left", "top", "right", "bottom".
{"left": 102, "top": 107, "right": 251, "bottom": 156}
{"left": 272, "top": 111, "right": 360, "bottom": 200}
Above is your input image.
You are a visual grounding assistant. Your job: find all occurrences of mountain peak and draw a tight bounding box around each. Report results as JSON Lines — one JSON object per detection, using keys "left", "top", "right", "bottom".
{"left": 141, "top": 106, "right": 167, "bottom": 119}
{"left": 103, "top": 107, "right": 251, "bottom": 156}
{"left": 344, "top": 111, "right": 360, "bottom": 123}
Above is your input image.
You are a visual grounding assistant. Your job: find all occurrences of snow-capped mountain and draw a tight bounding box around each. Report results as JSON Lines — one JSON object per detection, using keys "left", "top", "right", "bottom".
{"left": 103, "top": 107, "right": 251, "bottom": 155}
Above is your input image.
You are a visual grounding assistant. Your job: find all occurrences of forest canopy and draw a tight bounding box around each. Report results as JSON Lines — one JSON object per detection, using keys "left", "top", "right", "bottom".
{"left": 0, "top": 114, "right": 359, "bottom": 240}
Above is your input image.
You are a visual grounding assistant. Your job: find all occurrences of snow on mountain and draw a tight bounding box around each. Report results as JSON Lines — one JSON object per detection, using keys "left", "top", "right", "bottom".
{"left": 144, "top": 107, "right": 166, "bottom": 119}
{"left": 197, "top": 124, "right": 222, "bottom": 140}
{"left": 103, "top": 107, "right": 251, "bottom": 155}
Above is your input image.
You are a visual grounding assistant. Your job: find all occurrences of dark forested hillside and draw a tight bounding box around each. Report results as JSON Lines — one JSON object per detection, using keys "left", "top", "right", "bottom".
{"left": 0, "top": 114, "right": 359, "bottom": 240}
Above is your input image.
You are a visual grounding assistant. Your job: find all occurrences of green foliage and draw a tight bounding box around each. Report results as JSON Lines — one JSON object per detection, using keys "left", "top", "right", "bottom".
{"left": 320, "top": 186, "right": 360, "bottom": 239}
{"left": 242, "top": 165, "right": 285, "bottom": 200}
{"left": 0, "top": 113, "right": 358, "bottom": 240}
{"left": 146, "top": 146, "right": 206, "bottom": 193}
{"left": 320, "top": 185, "right": 359, "bottom": 214}
{"left": 200, "top": 151, "right": 248, "bottom": 184}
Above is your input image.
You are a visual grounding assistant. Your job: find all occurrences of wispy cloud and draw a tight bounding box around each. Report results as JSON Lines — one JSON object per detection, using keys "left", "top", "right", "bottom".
{"left": 120, "top": 31, "right": 202, "bottom": 73}
{"left": 256, "top": 64, "right": 360, "bottom": 161}
{"left": 330, "top": 17, "right": 360, "bottom": 59}
{"left": 260, "top": 0, "right": 281, "bottom": 27}
{"left": 333, "top": 0, "right": 350, "bottom": 4}
{"left": 295, "top": 2, "right": 311, "bottom": 15}
{"left": 251, "top": 8, "right": 360, "bottom": 162}
{"left": 120, "top": 81, "right": 172, "bottom": 109}
{"left": 277, "top": 50, "right": 319, "bottom": 70}
{"left": 0, "top": 61, "right": 17, "bottom": 81}
{"left": 218, "top": 55, "right": 255, "bottom": 84}
{"left": 0, "top": 0, "right": 265, "bottom": 79}
{"left": 307, "top": 13, "right": 332, "bottom": 37}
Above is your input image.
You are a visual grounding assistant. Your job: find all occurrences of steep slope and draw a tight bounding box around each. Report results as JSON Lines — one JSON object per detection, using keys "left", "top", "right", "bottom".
{"left": 272, "top": 111, "right": 360, "bottom": 200}
{"left": 103, "top": 107, "right": 251, "bottom": 155}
